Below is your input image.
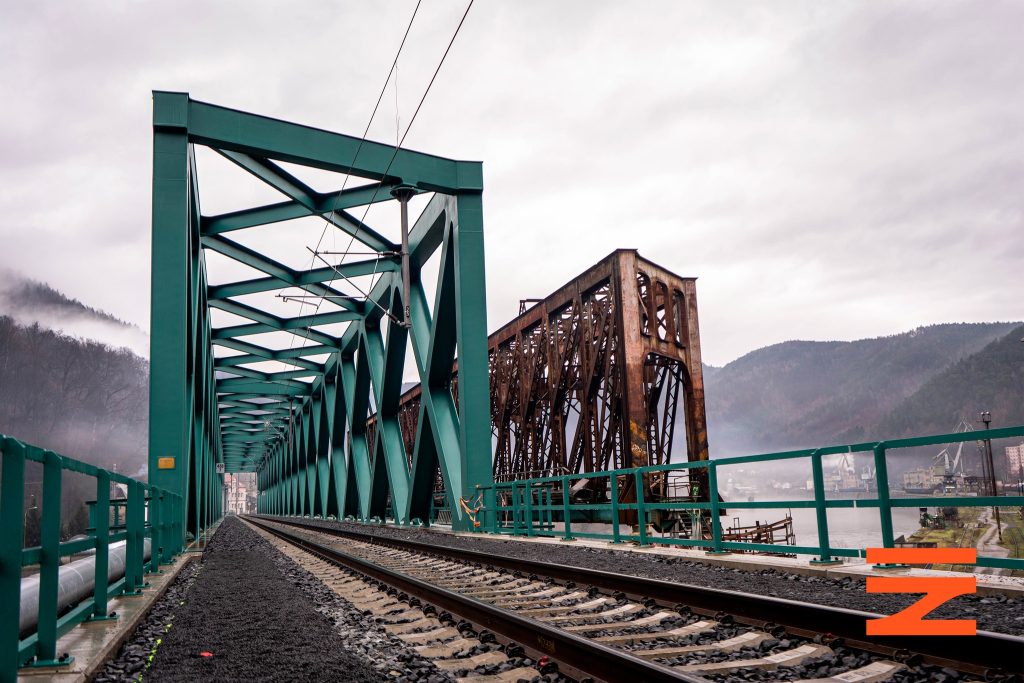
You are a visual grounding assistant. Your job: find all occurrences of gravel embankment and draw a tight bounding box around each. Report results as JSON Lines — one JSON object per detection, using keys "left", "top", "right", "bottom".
{"left": 93, "top": 558, "right": 202, "bottom": 682}
{"left": 294, "top": 518, "right": 1024, "bottom": 636}
{"left": 99, "top": 517, "right": 385, "bottom": 682}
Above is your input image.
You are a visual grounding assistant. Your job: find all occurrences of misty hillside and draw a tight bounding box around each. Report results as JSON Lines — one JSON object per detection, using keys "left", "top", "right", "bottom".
{"left": 704, "top": 322, "right": 1023, "bottom": 456}
{"left": 0, "top": 270, "right": 148, "bottom": 355}
{"left": 0, "top": 315, "right": 148, "bottom": 475}
{"left": 871, "top": 324, "right": 1024, "bottom": 439}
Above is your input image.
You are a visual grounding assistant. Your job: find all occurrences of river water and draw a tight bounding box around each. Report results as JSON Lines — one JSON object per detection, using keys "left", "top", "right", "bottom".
{"left": 727, "top": 504, "right": 922, "bottom": 553}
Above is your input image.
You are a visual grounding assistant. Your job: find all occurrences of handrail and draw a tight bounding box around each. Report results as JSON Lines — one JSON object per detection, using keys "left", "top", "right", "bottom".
{"left": 474, "top": 425, "right": 1024, "bottom": 571}
{"left": 1, "top": 434, "right": 184, "bottom": 677}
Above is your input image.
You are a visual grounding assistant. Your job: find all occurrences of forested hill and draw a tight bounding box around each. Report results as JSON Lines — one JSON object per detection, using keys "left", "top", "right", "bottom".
{"left": 703, "top": 322, "right": 1024, "bottom": 456}
{"left": 0, "top": 271, "right": 148, "bottom": 355}
{"left": 0, "top": 315, "right": 148, "bottom": 475}
{"left": 870, "top": 324, "right": 1024, "bottom": 439}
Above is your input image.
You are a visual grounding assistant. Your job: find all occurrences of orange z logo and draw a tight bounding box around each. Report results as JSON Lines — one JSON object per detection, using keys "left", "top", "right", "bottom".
{"left": 865, "top": 548, "right": 976, "bottom": 636}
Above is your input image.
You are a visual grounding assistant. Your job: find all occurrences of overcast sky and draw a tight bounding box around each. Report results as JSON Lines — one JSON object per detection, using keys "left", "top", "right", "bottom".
{"left": 1, "top": 1, "right": 1021, "bottom": 366}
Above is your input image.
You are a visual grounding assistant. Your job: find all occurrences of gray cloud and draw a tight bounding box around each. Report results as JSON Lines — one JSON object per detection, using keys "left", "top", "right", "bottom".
{"left": 0, "top": 0, "right": 1020, "bottom": 366}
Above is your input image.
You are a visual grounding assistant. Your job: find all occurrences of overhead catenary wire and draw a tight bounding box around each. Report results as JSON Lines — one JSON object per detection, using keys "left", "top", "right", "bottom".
{"left": 283, "top": 0, "right": 424, "bottom": 353}
{"left": 263, "top": 0, "right": 475, "bottom": 469}
{"left": 249, "top": 2, "right": 421, "bottom": 471}
{"left": 294, "top": 0, "right": 477, "bottom": 344}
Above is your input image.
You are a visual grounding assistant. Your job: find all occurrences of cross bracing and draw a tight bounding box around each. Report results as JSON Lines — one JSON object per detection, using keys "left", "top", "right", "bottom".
{"left": 149, "top": 92, "right": 491, "bottom": 536}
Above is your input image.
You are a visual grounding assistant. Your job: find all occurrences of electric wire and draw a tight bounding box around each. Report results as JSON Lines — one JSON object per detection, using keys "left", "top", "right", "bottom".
{"left": 266, "top": 0, "right": 475, "bottom": 466}
{"left": 284, "top": 0, "right": 424, "bottom": 353}
{"left": 293, "top": 0, "right": 477, "bottom": 349}
{"left": 251, "top": 1, "right": 423, "bottom": 468}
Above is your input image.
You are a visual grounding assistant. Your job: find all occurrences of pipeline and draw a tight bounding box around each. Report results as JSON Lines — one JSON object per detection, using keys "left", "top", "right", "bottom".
{"left": 18, "top": 539, "right": 151, "bottom": 637}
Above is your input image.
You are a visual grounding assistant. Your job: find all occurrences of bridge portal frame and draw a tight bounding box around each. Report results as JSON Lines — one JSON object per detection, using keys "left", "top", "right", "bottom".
{"left": 148, "top": 92, "right": 491, "bottom": 536}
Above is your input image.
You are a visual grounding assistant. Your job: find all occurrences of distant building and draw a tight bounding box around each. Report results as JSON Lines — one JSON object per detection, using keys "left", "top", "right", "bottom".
{"left": 225, "top": 473, "right": 254, "bottom": 514}
{"left": 1006, "top": 443, "right": 1024, "bottom": 478}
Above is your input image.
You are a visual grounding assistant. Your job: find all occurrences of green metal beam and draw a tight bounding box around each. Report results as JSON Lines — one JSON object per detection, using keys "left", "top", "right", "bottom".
{"left": 211, "top": 308, "right": 357, "bottom": 340}
{"left": 201, "top": 182, "right": 399, "bottom": 235}
{"left": 215, "top": 150, "right": 398, "bottom": 254}
{"left": 182, "top": 96, "right": 483, "bottom": 194}
{"left": 208, "top": 257, "right": 395, "bottom": 302}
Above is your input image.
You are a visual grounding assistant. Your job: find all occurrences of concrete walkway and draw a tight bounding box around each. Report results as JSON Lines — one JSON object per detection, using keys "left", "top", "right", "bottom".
{"left": 976, "top": 507, "right": 1011, "bottom": 575}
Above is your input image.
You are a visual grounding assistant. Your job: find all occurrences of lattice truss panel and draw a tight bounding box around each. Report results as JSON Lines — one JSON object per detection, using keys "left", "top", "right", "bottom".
{"left": 148, "top": 93, "right": 491, "bottom": 533}
{"left": 376, "top": 251, "right": 711, "bottom": 502}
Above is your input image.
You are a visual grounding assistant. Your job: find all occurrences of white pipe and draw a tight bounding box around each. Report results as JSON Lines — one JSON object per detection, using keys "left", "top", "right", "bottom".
{"left": 19, "top": 539, "right": 151, "bottom": 636}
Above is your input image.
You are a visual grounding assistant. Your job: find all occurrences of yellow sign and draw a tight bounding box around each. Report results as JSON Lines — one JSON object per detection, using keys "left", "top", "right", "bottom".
{"left": 157, "top": 456, "right": 176, "bottom": 470}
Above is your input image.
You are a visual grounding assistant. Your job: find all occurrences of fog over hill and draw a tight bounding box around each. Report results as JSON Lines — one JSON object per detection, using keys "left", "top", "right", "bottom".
{"left": 0, "top": 270, "right": 148, "bottom": 356}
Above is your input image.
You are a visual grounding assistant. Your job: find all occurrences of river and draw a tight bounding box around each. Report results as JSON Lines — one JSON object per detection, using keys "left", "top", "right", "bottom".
{"left": 728, "top": 504, "right": 922, "bottom": 552}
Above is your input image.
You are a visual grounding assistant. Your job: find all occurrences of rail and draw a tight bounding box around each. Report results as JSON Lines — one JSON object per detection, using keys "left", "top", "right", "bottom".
{"left": 255, "top": 515, "right": 1024, "bottom": 676}
{"left": 1, "top": 434, "right": 184, "bottom": 676}
{"left": 246, "top": 516, "right": 702, "bottom": 682}
{"left": 474, "top": 425, "right": 1024, "bottom": 571}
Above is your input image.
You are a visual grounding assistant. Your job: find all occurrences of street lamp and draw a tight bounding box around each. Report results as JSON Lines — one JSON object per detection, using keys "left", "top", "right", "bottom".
{"left": 980, "top": 412, "right": 1002, "bottom": 541}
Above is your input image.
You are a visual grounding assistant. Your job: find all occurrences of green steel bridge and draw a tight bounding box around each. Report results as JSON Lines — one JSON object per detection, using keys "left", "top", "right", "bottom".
{"left": 148, "top": 91, "right": 492, "bottom": 536}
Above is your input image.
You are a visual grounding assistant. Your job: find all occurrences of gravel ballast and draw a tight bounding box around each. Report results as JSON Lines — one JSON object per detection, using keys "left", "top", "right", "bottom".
{"left": 94, "top": 558, "right": 202, "bottom": 682}
{"left": 107, "top": 517, "right": 385, "bottom": 683}
{"left": 290, "top": 517, "right": 1024, "bottom": 636}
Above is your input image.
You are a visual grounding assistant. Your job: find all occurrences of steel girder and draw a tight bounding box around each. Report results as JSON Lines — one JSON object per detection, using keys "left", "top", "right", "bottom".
{"left": 149, "top": 92, "right": 491, "bottom": 536}
{"left": 372, "top": 250, "right": 711, "bottom": 503}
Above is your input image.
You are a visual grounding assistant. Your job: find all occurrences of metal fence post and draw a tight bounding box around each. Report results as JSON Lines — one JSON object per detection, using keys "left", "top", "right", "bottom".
{"left": 561, "top": 476, "right": 573, "bottom": 541}
{"left": 485, "top": 485, "right": 497, "bottom": 533}
{"left": 524, "top": 480, "right": 534, "bottom": 537}
{"left": 707, "top": 462, "right": 727, "bottom": 555}
{"left": 510, "top": 482, "right": 520, "bottom": 534}
{"left": 809, "top": 450, "right": 839, "bottom": 565}
{"left": 148, "top": 487, "right": 162, "bottom": 573}
{"left": 634, "top": 471, "right": 648, "bottom": 546}
{"left": 168, "top": 494, "right": 178, "bottom": 556}
{"left": 124, "top": 480, "right": 145, "bottom": 595}
{"left": 90, "top": 470, "right": 114, "bottom": 621}
{"left": 36, "top": 449, "right": 67, "bottom": 665}
{"left": 610, "top": 474, "right": 621, "bottom": 543}
{"left": 872, "top": 444, "right": 898, "bottom": 565}
{"left": 0, "top": 438, "right": 27, "bottom": 676}
{"left": 546, "top": 487, "right": 553, "bottom": 530}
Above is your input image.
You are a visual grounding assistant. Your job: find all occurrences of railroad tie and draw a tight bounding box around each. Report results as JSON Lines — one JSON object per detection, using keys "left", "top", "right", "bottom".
{"left": 414, "top": 637, "right": 480, "bottom": 658}
{"left": 794, "top": 660, "right": 905, "bottom": 683}
{"left": 385, "top": 617, "right": 439, "bottom": 634}
{"left": 396, "top": 626, "right": 462, "bottom": 644}
{"left": 454, "top": 667, "right": 545, "bottom": 683}
{"left": 376, "top": 608, "right": 428, "bottom": 624}
{"left": 594, "top": 619, "right": 718, "bottom": 645}
{"left": 515, "top": 595, "right": 605, "bottom": 615}
{"left": 542, "top": 602, "right": 642, "bottom": 623}
{"left": 631, "top": 631, "right": 769, "bottom": 659}
{"left": 563, "top": 610, "right": 675, "bottom": 634}
{"left": 675, "top": 644, "right": 834, "bottom": 673}
{"left": 434, "top": 650, "right": 509, "bottom": 672}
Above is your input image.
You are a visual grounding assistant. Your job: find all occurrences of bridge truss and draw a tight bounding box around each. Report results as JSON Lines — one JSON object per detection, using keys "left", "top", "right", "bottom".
{"left": 370, "top": 250, "right": 712, "bottom": 502}
{"left": 148, "top": 92, "right": 492, "bottom": 535}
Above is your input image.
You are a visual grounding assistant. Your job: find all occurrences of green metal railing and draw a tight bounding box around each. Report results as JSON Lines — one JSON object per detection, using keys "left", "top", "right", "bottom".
{"left": 1, "top": 435, "right": 184, "bottom": 677}
{"left": 475, "top": 425, "right": 1024, "bottom": 572}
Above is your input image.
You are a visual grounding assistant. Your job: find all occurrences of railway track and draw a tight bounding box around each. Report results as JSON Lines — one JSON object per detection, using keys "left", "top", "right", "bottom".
{"left": 245, "top": 516, "right": 1023, "bottom": 683}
